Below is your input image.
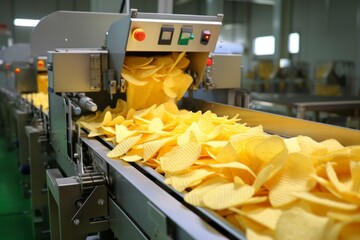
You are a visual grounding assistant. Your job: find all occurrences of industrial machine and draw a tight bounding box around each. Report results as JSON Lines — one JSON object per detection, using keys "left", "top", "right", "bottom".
{"left": 25, "top": 10, "right": 125, "bottom": 240}
{"left": 44, "top": 8, "right": 241, "bottom": 239}
{"left": 2, "top": 4, "right": 359, "bottom": 240}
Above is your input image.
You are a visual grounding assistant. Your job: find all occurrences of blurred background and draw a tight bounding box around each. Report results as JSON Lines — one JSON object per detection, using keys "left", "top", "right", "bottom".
{"left": 1, "top": 0, "right": 360, "bottom": 122}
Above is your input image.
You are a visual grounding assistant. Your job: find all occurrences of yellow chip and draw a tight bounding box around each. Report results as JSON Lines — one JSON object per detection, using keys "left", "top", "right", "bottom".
{"left": 275, "top": 207, "right": 329, "bottom": 240}
{"left": 121, "top": 154, "right": 143, "bottom": 162}
{"left": 165, "top": 167, "right": 215, "bottom": 192}
{"left": 269, "top": 152, "right": 317, "bottom": 207}
{"left": 231, "top": 205, "right": 283, "bottom": 231}
{"left": 124, "top": 56, "right": 153, "bottom": 67}
{"left": 143, "top": 136, "right": 174, "bottom": 161}
{"left": 107, "top": 134, "right": 142, "bottom": 158}
{"left": 284, "top": 137, "right": 301, "bottom": 153}
{"left": 175, "top": 73, "right": 193, "bottom": 101}
{"left": 246, "top": 227, "right": 274, "bottom": 240}
{"left": 320, "top": 138, "right": 344, "bottom": 152}
{"left": 122, "top": 68, "right": 148, "bottom": 86}
{"left": 202, "top": 183, "right": 255, "bottom": 210}
{"left": 101, "top": 126, "right": 116, "bottom": 136}
{"left": 115, "top": 124, "right": 137, "bottom": 143}
{"left": 169, "top": 51, "right": 186, "bottom": 72}
{"left": 326, "top": 162, "right": 350, "bottom": 192}
{"left": 147, "top": 117, "right": 164, "bottom": 132}
{"left": 160, "top": 142, "right": 201, "bottom": 173}
{"left": 292, "top": 191, "right": 358, "bottom": 211}
{"left": 350, "top": 161, "right": 360, "bottom": 192}
{"left": 209, "top": 162, "right": 256, "bottom": 178}
{"left": 101, "top": 111, "right": 112, "bottom": 126}
{"left": 252, "top": 149, "right": 287, "bottom": 191}
{"left": 177, "top": 122, "right": 206, "bottom": 146}
{"left": 297, "top": 135, "right": 327, "bottom": 156}
{"left": 105, "top": 115, "right": 125, "bottom": 127}
{"left": 215, "top": 142, "right": 240, "bottom": 163}
{"left": 184, "top": 176, "right": 229, "bottom": 206}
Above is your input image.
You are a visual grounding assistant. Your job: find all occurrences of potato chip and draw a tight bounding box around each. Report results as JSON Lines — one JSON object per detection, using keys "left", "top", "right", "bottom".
{"left": 107, "top": 134, "right": 142, "bottom": 158}
{"left": 184, "top": 176, "right": 229, "bottom": 206}
{"left": 160, "top": 142, "right": 201, "bottom": 173}
{"left": 350, "top": 161, "right": 360, "bottom": 192}
{"left": 124, "top": 56, "right": 153, "bottom": 68}
{"left": 275, "top": 207, "right": 329, "bottom": 240}
{"left": 177, "top": 122, "right": 206, "bottom": 146}
{"left": 121, "top": 68, "right": 149, "bottom": 86}
{"left": 143, "top": 136, "right": 174, "bottom": 161}
{"left": 269, "top": 152, "right": 316, "bottom": 207}
{"left": 147, "top": 117, "right": 164, "bottom": 132}
{"left": 292, "top": 191, "right": 358, "bottom": 211}
{"left": 231, "top": 205, "right": 282, "bottom": 231}
{"left": 209, "top": 162, "right": 256, "bottom": 178}
{"left": 115, "top": 124, "right": 137, "bottom": 143}
{"left": 101, "top": 126, "right": 116, "bottom": 136}
{"left": 297, "top": 135, "right": 328, "bottom": 156}
{"left": 202, "top": 183, "right": 255, "bottom": 210}
{"left": 283, "top": 137, "right": 301, "bottom": 153}
{"left": 252, "top": 149, "right": 287, "bottom": 191}
{"left": 246, "top": 227, "right": 274, "bottom": 240}
{"left": 165, "top": 167, "right": 215, "bottom": 192}
{"left": 105, "top": 115, "right": 125, "bottom": 127}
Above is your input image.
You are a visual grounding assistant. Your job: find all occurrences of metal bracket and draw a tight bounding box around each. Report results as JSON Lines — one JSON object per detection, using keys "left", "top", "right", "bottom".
{"left": 71, "top": 185, "right": 109, "bottom": 234}
{"left": 46, "top": 169, "right": 109, "bottom": 240}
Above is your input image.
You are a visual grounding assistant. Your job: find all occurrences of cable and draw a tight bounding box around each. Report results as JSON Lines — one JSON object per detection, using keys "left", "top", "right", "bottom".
{"left": 119, "top": 0, "right": 126, "bottom": 13}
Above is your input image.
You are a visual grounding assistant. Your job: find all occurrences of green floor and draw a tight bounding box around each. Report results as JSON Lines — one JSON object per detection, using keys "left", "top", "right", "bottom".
{"left": 0, "top": 135, "right": 34, "bottom": 240}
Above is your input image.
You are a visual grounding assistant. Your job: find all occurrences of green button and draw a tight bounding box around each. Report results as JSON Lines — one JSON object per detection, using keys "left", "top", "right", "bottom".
{"left": 178, "top": 29, "right": 194, "bottom": 45}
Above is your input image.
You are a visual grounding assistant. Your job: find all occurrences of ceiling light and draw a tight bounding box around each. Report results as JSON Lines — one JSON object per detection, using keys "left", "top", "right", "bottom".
{"left": 13, "top": 18, "right": 40, "bottom": 27}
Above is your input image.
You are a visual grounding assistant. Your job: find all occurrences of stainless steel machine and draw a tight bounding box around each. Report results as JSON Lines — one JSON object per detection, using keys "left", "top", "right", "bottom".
{"left": 44, "top": 8, "right": 252, "bottom": 240}
{"left": 1, "top": 6, "right": 351, "bottom": 240}
{"left": 25, "top": 10, "right": 125, "bottom": 240}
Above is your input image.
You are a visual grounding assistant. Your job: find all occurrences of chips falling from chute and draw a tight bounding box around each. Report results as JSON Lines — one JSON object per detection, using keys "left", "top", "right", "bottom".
{"left": 122, "top": 52, "right": 193, "bottom": 110}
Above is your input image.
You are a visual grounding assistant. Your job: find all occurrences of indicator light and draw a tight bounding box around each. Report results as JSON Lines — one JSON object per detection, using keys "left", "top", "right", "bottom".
{"left": 201, "top": 30, "right": 211, "bottom": 45}
{"left": 207, "top": 58, "right": 213, "bottom": 66}
{"left": 37, "top": 60, "right": 44, "bottom": 68}
{"left": 132, "top": 28, "right": 146, "bottom": 42}
{"left": 15, "top": 67, "right": 21, "bottom": 74}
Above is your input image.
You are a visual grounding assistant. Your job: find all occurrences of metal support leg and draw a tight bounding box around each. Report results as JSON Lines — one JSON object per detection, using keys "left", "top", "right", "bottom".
{"left": 27, "top": 125, "right": 55, "bottom": 240}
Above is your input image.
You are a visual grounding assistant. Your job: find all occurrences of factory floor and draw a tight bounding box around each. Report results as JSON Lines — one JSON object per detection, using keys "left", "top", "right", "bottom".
{"left": 0, "top": 135, "right": 34, "bottom": 240}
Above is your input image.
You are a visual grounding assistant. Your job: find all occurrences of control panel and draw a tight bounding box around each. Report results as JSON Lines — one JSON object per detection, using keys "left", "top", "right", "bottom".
{"left": 126, "top": 18, "right": 221, "bottom": 52}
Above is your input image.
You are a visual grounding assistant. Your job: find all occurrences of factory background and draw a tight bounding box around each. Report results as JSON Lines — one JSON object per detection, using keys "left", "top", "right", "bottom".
{"left": 1, "top": 1, "right": 360, "bottom": 240}
{"left": 1, "top": 0, "right": 360, "bottom": 96}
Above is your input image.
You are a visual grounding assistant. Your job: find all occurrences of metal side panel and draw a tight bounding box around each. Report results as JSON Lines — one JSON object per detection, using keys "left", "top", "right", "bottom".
{"left": 82, "top": 137, "right": 235, "bottom": 240}
{"left": 180, "top": 98, "right": 360, "bottom": 146}
{"left": 30, "top": 11, "right": 125, "bottom": 57}
{"left": 49, "top": 93, "right": 76, "bottom": 176}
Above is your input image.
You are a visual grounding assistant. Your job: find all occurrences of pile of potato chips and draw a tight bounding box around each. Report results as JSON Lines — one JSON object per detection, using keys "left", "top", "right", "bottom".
{"left": 122, "top": 52, "right": 193, "bottom": 110}
{"left": 79, "top": 99, "right": 360, "bottom": 240}
{"left": 78, "top": 54, "right": 360, "bottom": 239}
{"left": 22, "top": 92, "right": 49, "bottom": 110}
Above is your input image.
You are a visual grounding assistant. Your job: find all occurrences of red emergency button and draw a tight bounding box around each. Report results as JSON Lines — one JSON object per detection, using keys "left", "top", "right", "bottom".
{"left": 132, "top": 28, "right": 146, "bottom": 42}
{"left": 15, "top": 67, "right": 21, "bottom": 74}
{"left": 201, "top": 30, "right": 211, "bottom": 45}
{"left": 37, "top": 60, "right": 44, "bottom": 68}
{"left": 207, "top": 57, "right": 213, "bottom": 66}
